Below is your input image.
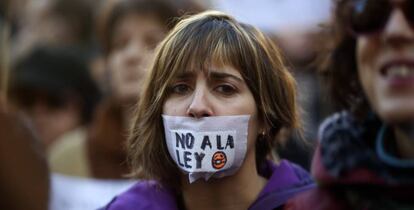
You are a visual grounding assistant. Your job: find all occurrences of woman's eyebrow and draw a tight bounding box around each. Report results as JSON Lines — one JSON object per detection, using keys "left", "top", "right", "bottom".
{"left": 208, "top": 71, "right": 243, "bottom": 82}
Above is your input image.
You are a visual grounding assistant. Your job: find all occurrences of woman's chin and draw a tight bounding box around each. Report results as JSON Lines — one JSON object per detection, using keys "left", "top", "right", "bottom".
{"left": 378, "top": 106, "right": 414, "bottom": 125}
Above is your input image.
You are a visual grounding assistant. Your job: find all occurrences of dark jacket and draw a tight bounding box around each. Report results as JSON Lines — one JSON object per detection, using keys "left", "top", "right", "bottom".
{"left": 286, "top": 112, "right": 414, "bottom": 210}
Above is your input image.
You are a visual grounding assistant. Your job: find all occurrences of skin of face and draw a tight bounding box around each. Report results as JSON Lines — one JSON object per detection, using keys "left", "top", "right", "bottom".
{"left": 162, "top": 65, "right": 261, "bottom": 177}
{"left": 357, "top": 4, "right": 414, "bottom": 124}
{"left": 22, "top": 95, "right": 81, "bottom": 148}
{"left": 108, "top": 13, "right": 167, "bottom": 103}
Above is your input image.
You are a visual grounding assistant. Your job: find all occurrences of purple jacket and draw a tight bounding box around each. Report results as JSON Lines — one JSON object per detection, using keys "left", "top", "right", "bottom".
{"left": 101, "top": 160, "right": 315, "bottom": 210}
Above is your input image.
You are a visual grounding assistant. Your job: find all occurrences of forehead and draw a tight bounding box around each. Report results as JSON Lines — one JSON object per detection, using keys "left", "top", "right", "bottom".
{"left": 157, "top": 16, "right": 258, "bottom": 87}
{"left": 172, "top": 62, "right": 244, "bottom": 80}
{"left": 113, "top": 13, "right": 165, "bottom": 35}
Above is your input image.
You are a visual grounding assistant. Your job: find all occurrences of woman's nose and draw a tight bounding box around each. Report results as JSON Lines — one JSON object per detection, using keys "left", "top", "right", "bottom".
{"left": 186, "top": 88, "right": 213, "bottom": 118}
{"left": 124, "top": 41, "right": 145, "bottom": 68}
{"left": 383, "top": 9, "right": 414, "bottom": 47}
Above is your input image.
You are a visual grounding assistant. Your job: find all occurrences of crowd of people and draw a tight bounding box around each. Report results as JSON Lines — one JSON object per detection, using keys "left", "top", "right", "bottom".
{"left": 1, "top": 0, "right": 413, "bottom": 209}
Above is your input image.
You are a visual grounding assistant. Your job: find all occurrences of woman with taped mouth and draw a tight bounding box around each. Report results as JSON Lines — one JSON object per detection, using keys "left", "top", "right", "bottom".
{"left": 101, "top": 10, "right": 315, "bottom": 210}
{"left": 285, "top": 0, "right": 414, "bottom": 209}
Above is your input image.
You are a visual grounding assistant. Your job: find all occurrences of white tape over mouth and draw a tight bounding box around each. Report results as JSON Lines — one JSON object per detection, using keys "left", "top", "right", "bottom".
{"left": 162, "top": 115, "right": 249, "bottom": 183}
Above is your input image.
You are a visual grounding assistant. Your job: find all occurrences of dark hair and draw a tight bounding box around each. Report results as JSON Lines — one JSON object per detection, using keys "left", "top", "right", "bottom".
{"left": 97, "top": 0, "right": 204, "bottom": 54}
{"left": 10, "top": 46, "right": 101, "bottom": 123}
{"left": 0, "top": 0, "right": 7, "bottom": 19}
{"left": 316, "top": 0, "right": 370, "bottom": 118}
{"left": 50, "top": 0, "right": 94, "bottom": 45}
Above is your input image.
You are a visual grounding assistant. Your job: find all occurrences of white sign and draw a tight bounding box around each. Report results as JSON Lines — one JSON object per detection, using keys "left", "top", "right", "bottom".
{"left": 49, "top": 173, "right": 136, "bottom": 210}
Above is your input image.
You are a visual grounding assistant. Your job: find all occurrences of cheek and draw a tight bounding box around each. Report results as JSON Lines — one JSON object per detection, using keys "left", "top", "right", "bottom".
{"left": 108, "top": 54, "right": 124, "bottom": 83}
{"left": 357, "top": 40, "right": 371, "bottom": 89}
{"left": 356, "top": 37, "right": 380, "bottom": 104}
{"left": 244, "top": 105, "right": 260, "bottom": 156}
{"left": 136, "top": 52, "right": 153, "bottom": 80}
{"left": 162, "top": 100, "right": 172, "bottom": 115}
{"left": 247, "top": 114, "right": 259, "bottom": 148}
{"left": 356, "top": 38, "right": 376, "bottom": 74}
{"left": 162, "top": 98, "right": 187, "bottom": 115}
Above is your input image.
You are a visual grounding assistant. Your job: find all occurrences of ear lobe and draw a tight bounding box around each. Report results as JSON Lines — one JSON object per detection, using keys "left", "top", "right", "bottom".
{"left": 258, "top": 121, "right": 270, "bottom": 136}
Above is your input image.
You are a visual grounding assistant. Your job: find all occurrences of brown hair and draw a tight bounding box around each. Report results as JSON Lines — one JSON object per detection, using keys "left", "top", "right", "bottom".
{"left": 51, "top": 0, "right": 94, "bottom": 45}
{"left": 316, "top": 0, "right": 370, "bottom": 118}
{"left": 96, "top": 0, "right": 204, "bottom": 54}
{"left": 128, "top": 10, "right": 301, "bottom": 189}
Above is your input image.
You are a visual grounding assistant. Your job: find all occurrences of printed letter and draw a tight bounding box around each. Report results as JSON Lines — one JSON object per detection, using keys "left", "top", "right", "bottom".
{"left": 184, "top": 151, "right": 192, "bottom": 169}
{"left": 186, "top": 133, "right": 195, "bottom": 149}
{"left": 194, "top": 152, "right": 205, "bottom": 169}
{"left": 201, "top": 136, "right": 212, "bottom": 150}
{"left": 225, "top": 135, "right": 234, "bottom": 149}
{"left": 176, "top": 150, "right": 185, "bottom": 167}
{"left": 217, "top": 135, "right": 224, "bottom": 150}
{"left": 175, "top": 132, "right": 186, "bottom": 149}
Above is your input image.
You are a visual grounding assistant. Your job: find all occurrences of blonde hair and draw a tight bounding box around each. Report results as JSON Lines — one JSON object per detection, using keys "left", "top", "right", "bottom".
{"left": 128, "top": 10, "right": 300, "bottom": 188}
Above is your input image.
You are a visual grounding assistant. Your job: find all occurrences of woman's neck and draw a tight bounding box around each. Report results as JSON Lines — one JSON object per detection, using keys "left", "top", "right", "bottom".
{"left": 180, "top": 153, "right": 267, "bottom": 210}
{"left": 394, "top": 123, "right": 414, "bottom": 159}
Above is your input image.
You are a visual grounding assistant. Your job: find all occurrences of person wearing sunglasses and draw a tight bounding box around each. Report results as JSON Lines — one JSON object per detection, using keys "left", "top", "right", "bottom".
{"left": 285, "top": 0, "right": 414, "bottom": 209}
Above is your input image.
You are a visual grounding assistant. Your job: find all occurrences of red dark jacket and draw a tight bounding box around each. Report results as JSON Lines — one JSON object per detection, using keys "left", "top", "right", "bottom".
{"left": 285, "top": 112, "right": 414, "bottom": 210}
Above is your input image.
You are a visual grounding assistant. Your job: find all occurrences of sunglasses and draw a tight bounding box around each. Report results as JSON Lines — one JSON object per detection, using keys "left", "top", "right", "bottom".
{"left": 346, "top": 0, "right": 414, "bottom": 35}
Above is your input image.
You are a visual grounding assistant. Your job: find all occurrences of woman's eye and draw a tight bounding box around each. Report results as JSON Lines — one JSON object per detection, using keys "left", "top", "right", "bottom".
{"left": 145, "top": 35, "right": 162, "bottom": 50}
{"left": 112, "top": 36, "right": 128, "bottom": 51}
{"left": 215, "top": 84, "right": 237, "bottom": 95}
{"left": 171, "top": 84, "right": 191, "bottom": 95}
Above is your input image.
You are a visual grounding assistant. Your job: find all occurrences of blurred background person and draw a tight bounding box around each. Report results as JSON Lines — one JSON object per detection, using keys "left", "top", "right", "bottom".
{"left": 7, "top": 45, "right": 105, "bottom": 210}
{"left": 9, "top": 46, "right": 101, "bottom": 150}
{"left": 286, "top": 0, "right": 414, "bottom": 209}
